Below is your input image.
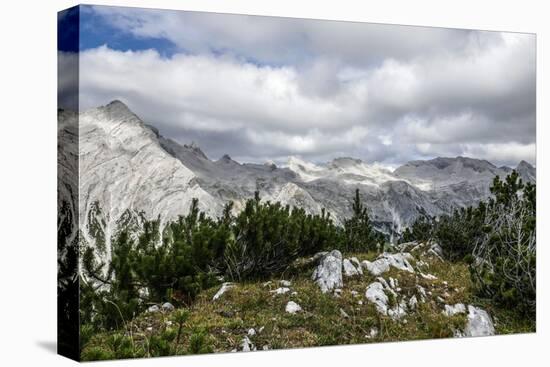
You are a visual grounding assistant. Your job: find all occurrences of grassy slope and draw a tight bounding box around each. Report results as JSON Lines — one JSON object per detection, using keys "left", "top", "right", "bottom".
{"left": 81, "top": 247, "right": 535, "bottom": 360}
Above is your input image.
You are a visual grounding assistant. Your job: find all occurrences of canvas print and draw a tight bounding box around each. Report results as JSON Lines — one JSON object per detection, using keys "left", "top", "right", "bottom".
{"left": 57, "top": 4, "right": 536, "bottom": 362}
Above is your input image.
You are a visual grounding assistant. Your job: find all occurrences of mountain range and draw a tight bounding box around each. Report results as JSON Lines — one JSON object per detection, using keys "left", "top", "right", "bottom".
{"left": 58, "top": 101, "right": 536, "bottom": 259}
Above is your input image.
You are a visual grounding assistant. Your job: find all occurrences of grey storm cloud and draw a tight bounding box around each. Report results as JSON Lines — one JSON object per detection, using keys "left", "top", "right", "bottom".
{"left": 76, "top": 6, "right": 536, "bottom": 168}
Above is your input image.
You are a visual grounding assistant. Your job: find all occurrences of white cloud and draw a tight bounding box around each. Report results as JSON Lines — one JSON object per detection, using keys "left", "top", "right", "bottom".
{"left": 74, "top": 10, "right": 536, "bottom": 167}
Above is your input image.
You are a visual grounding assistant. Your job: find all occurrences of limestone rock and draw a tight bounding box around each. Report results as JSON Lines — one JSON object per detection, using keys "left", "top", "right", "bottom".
{"left": 361, "top": 252, "right": 415, "bottom": 276}
{"left": 311, "top": 250, "right": 343, "bottom": 293}
{"left": 279, "top": 280, "right": 292, "bottom": 287}
{"left": 271, "top": 287, "right": 291, "bottom": 295}
{"left": 365, "top": 282, "right": 389, "bottom": 314}
{"left": 161, "top": 302, "right": 175, "bottom": 311}
{"left": 408, "top": 295, "right": 418, "bottom": 310}
{"left": 285, "top": 301, "right": 302, "bottom": 314}
{"left": 241, "top": 336, "right": 255, "bottom": 352}
{"left": 464, "top": 306, "right": 495, "bottom": 337}
{"left": 388, "top": 301, "right": 408, "bottom": 320}
{"left": 443, "top": 303, "right": 466, "bottom": 316}
{"left": 213, "top": 282, "right": 234, "bottom": 301}
{"left": 147, "top": 305, "right": 160, "bottom": 313}
{"left": 339, "top": 308, "right": 350, "bottom": 318}
{"left": 343, "top": 258, "right": 360, "bottom": 277}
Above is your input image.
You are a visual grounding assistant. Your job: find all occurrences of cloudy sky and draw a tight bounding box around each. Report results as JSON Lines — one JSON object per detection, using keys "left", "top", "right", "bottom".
{"left": 72, "top": 5, "right": 535, "bottom": 168}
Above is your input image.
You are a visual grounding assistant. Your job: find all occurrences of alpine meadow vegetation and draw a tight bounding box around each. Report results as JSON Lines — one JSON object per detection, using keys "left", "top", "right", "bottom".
{"left": 79, "top": 172, "right": 535, "bottom": 359}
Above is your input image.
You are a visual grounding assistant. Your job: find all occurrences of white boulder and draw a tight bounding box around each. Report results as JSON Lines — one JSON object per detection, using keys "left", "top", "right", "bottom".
{"left": 147, "top": 305, "right": 160, "bottom": 313}
{"left": 443, "top": 303, "right": 466, "bottom": 316}
{"left": 365, "top": 282, "right": 389, "bottom": 314}
{"left": 464, "top": 306, "right": 495, "bottom": 337}
{"left": 361, "top": 252, "right": 415, "bottom": 276}
{"left": 285, "top": 301, "right": 302, "bottom": 314}
{"left": 312, "top": 250, "right": 344, "bottom": 293}
{"left": 343, "top": 258, "right": 360, "bottom": 277}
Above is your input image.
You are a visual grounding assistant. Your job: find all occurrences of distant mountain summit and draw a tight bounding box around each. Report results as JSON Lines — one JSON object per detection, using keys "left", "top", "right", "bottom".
{"left": 516, "top": 160, "right": 536, "bottom": 182}
{"left": 63, "top": 101, "right": 536, "bottom": 259}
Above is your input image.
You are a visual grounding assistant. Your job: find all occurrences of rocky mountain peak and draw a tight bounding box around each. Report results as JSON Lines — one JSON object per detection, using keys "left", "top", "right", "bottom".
{"left": 183, "top": 141, "right": 208, "bottom": 160}
{"left": 101, "top": 100, "right": 135, "bottom": 117}
{"left": 218, "top": 154, "right": 239, "bottom": 165}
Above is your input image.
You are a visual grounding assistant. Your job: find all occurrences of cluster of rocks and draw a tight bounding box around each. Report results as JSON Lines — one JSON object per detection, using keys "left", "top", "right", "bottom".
{"left": 232, "top": 326, "right": 269, "bottom": 353}
{"left": 308, "top": 242, "right": 495, "bottom": 337}
{"left": 146, "top": 302, "right": 175, "bottom": 313}
{"left": 267, "top": 280, "right": 304, "bottom": 314}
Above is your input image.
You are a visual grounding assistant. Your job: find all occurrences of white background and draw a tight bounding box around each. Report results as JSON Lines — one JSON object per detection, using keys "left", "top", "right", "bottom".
{"left": 0, "top": 0, "right": 546, "bottom": 365}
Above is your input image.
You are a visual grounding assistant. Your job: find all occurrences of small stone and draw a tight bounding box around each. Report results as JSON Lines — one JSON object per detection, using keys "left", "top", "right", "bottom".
{"left": 146, "top": 327, "right": 153, "bottom": 332}
{"left": 161, "top": 302, "right": 175, "bottom": 311}
{"left": 339, "top": 308, "right": 350, "bottom": 318}
{"left": 279, "top": 280, "right": 292, "bottom": 287}
{"left": 213, "top": 282, "right": 234, "bottom": 301}
{"left": 247, "top": 328, "right": 256, "bottom": 336}
{"left": 285, "top": 301, "right": 302, "bottom": 314}
{"left": 388, "top": 301, "right": 408, "bottom": 320}
{"left": 408, "top": 295, "right": 418, "bottom": 310}
{"left": 262, "top": 345, "right": 269, "bottom": 351}
{"left": 366, "top": 327, "right": 379, "bottom": 339}
{"left": 420, "top": 272, "right": 438, "bottom": 280}
{"left": 147, "top": 305, "right": 160, "bottom": 313}
{"left": 241, "top": 336, "right": 254, "bottom": 352}
{"left": 271, "top": 287, "right": 290, "bottom": 295}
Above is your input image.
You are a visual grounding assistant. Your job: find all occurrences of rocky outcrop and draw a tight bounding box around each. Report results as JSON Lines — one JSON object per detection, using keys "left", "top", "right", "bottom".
{"left": 361, "top": 252, "right": 415, "bottom": 276}
{"left": 312, "top": 250, "right": 344, "bottom": 293}
{"left": 464, "top": 306, "right": 495, "bottom": 337}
